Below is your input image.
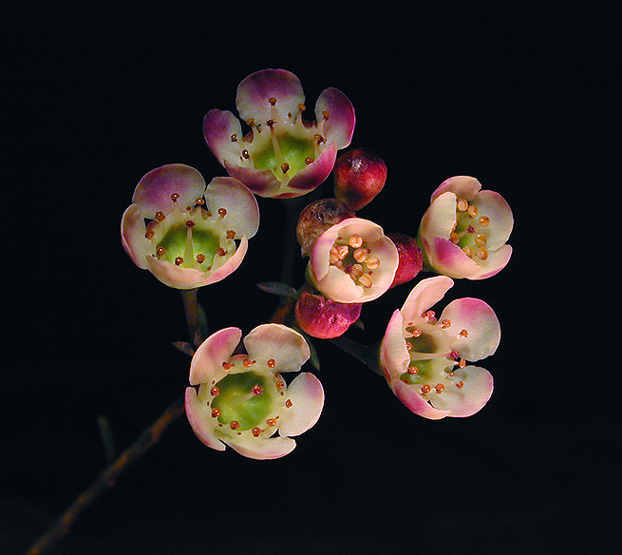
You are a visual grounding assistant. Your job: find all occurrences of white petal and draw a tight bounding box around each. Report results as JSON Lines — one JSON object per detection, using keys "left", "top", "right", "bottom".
{"left": 399, "top": 276, "right": 454, "bottom": 325}
{"left": 279, "top": 373, "right": 324, "bottom": 436}
{"left": 243, "top": 324, "right": 310, "bottom": 373}
{"left": 189, "top": 327, "right": 242, "bottom": 385}
{"left": 227, "top": 436, "right": 296, "bottom": 460}
{"left": 185, "top": 388, "right": 226, "bottom": 451}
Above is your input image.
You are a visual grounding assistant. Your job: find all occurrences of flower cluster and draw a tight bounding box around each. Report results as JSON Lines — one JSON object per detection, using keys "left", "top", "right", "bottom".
{"left": 121, "top": 68, "right": 515, "bottom": 460}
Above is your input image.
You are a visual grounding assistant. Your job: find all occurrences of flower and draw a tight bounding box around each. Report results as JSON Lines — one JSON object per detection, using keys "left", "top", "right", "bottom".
{"left": 380, "top": 276, "right": 500, "bottom": 419}
{"left": 185, "top": 324, "right": 324, "bottom": 460}
{"left": 294, "top": 292, "right": 362, "bottom": 339}
{"left": 203, "top": 68, "right": 356, "bottom": 199}
{"left": 121, "top": 164, "right": 259, "bottom": 289}
{"left": 418, "top": 176, "right": 513, "bottom": 279}
{"left": 308, "top": 218, "right": 399, "bottom": 303}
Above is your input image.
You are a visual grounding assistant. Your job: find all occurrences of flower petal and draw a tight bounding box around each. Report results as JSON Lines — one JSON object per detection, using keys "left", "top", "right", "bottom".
{"left": 278, "top": 373, "right": 324, "bottom": 437}
{"left": 471, "top": 190, "right": 513, "bottom": 250}
{"left": 428, "top": 366, "right": 493, "bottom": 417}
{"left": 420, "top": 191, "right": 457, "bottom": 241}
{"left": 313, "top": 265, "right": 365, "bottom": 303}
{"left": 314, "top": 87, "right": 355, "bottom": 149}
{"left": 203, "top": 109, "right": 244, "bottom": 166}
{"left": 146, "top": 257, "right": 208, "bottom": 289}
{"left": 380, "top": 310, "right": 410, "bottom": 380}
{"left": 399, "top": 276, "right": 454, "bottom": 326}
{"left": 226, "top": 435, "right": 297, "bottom": 460}
{"left": 470, "top": 244, "right": 512, "bottom": 279}
{"left": 243, "top": 324, "right": 310, "bottom": 373}
{"left": 286, "top": 142, "right": 337, "bottom": 193}
{"left": 185, "top": 387, "right": 226, "bottom": 451}
{"left": 197, "top": 235, "right": 249, "bottom": 286}
{"left": 431, "top": 176, "right": 482, "bottom": 203}
{"left": 121, "top": 204, "right": 149, "bottom": 269}
{"left": 391, "top": 380, "right": 450, "bottom": 420}
{"left": 429, "top": 237, "right": 483, "bottom": 279}
{"left": 204, "top": 177, "right": 259, "bottom": 238}
{"left": 132, "top": 164, "right": 206, "bottom": 217}
{"left": 189, "top": 327, "right": 242, "bottom": 385}
{"left": 236, "top": 69, "right": 304, "bottom": 124}
{"left": 441, "top": 298, "right": 501, "bottom": 361}
{"left": 224, "top": 161, "right": 281, "bottom": 197}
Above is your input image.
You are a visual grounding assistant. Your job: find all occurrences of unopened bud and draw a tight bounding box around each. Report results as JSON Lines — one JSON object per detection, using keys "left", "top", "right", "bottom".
{"left": 334, "top": 148, "right": 387, "bottom": 211}
{"left": 296, "top": 198, "right": 355, "bottom": 256}
{"left": 294, "top": 292, "right": 362, "bottom": 339}
{"left": 387, "top": 233, "right": 423, "bottom": 288}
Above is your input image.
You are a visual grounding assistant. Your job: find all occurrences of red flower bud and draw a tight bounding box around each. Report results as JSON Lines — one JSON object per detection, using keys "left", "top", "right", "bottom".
{"left": 388, "top": 233, "right": 423, "bottom": 288}
{"left": 295, "top": 292, "right": 362, "bottom": 339}
{"left": 333, "top": 148, "right": 387, "bottom": 211}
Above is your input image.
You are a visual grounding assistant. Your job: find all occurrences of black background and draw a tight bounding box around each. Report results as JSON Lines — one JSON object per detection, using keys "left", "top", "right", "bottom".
{"left": 2, "top": 2, "right": 614, "bottom": 554}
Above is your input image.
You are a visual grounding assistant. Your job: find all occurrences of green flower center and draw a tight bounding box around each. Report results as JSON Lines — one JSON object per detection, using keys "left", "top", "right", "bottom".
{"left": 253, "top": 134, "right": 315, "bottom": 179}
{"left": 211, "top": 371, "right": 274, "bottom": 430}
{"left": 157, "top": 225, "right": 220, "bottom": 270}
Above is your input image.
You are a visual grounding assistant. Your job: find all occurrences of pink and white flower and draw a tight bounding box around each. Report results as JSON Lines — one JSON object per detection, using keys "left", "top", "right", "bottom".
{"left": 418, "top": 176, "right": 513, "bottom": 279}
{"left": 121, "top": 164, "right": 259, "bottom": 289}
{"left": 185, "top": 324, "right": 324, "bottom": 460}
{"left": 203, "top": 68, "right": 355, "bottom": 199}
{"left": 308, "top": 218, "right": 399, "bottom": 303}
{"left": 380, "top": 276, "right": 500, "bottom": 419}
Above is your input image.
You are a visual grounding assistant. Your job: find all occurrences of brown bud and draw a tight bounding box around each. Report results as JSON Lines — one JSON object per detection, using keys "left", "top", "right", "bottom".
{"left": 334, "top": 148, "right": 387, "bottom": 211}
{"left": 296, "top": 198, "right": 354, "bottom": 256}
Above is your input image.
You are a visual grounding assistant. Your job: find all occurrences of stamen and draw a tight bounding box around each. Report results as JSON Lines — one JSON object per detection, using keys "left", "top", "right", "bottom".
{"left": 322, "top": 110, "right": 330, "bottom": 119}
{"left": 462, "top": 246, "right": 474, "bottom": 258}
{"left": 459, "top": 358, "right": 467, "bottom": 368}
{"left": 459, "top": 329, "right": 469, "bottom": 337}
{"left": 216, "top": 247, "right": 226, "bottom": 256}
{"left": 156, "top": 246, "right": 166, "bottom": 256}
{"left": 468, "top": 205, "right": 478, "bottom": 218}
{"left": 211, "top": 408, "right": 221, "bottom": 417}
{"left": 185, "top": 220, "right": 195, "bottom": 227}
{"left": 450, "top": 232, "right": 459, "bottom": 244}
{"left": 171, "top": 193, "right": 180, "bottom": 203}
{"left": 359, "top": 274, "right": 373, "bottom": 288}
{"left": 242, "top": 149, "right": 250, "bottom": 159}
{"left": 336, "top": 245, "right": 349, "bottom": 260}
{"left": 475, "top": 234, "right": 487, "bottom": 246}
{"left": 440, "top": 319, "right": 451, "bottom": 329}
{"left": 479, "top": 216, "right": 491, "bottom": 227}
{"left": 243, "top": 358, "right": 253, "bottom": 368}
{"left": 195, "top": 198, "right": 205, "bottom": 205}
{"left": 230, "top": 133, "right": 237, "bottom": 142}
{"left": 218, "top": 208, "right": 227, "bottom": 218}
{"left": 305, "top": 157, "right": 314, "bottom": 165}
{"left": 266, "top": 418, "right": 277, "bottom": 426}
{"left": 226, "top": 230, "right": 236, "bottom": 239}
{"left": 435, "top": 383, "right": 445, "bottom": 393}
{"left": 230, "top": 421, "right": 240, "bottom": 430}
{"left": 285, "top": 399, "right": 293, "bottom": 408}
{"left": 421, "top": 385, "right": 431, "bottom": 394}
{"left": 252, "top": 427, "right": 262, "bottom": 437}
{"left": 210, "top": 386, "right": 220, "bottom": 396}
{"left": 252, "top": 384, "right": 263, "bottom": 395}
{"left": 407, "top": 365, "right": 419, "bottom": 374}
{"left": 456, "top": 197, "right": 469, "bottom": 212}
{"left": 155, "top": 211, "right": 165, "bottom": 221}
{"left": 366, "top": 256, "right": 380, "bottom": 270}
{"left": 477, "top": 247, "right": 489, "bottom": 260}
{"left": 353, "top": 248, "right": 370, "bottom": 263}
{"left": 456, "top": 381, "right": 464, "bottom": 389}
{"left": 267, "top": 359, "right": 276, "bottom": 368}
{"left": 268, "top": 97, "right": 277, "bottom": 106}
{"left": 174, "top": 257, "right": 183, "bottom": 265}
{"left": 348, "top": 235, "right": 364, "bottom": 248}
{"left": 281, "top": 162, "right": 290, "bottom": 173}
{"left": 145, "top": 230, "right": 155, "bottom": 240}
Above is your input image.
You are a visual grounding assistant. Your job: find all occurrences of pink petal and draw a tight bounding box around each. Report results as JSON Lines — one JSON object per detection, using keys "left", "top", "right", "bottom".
{"left": 429, "top": 237, "right": 482, "bottom": 279}
{"left": 427, "top": 366, "right": 493, "bottom": 417}
{"left": 431, "top": 176, "right": 482, "bottom": 203}
{"left": 312, "top": 265, "right": 365, "bottom": 303}
{"left": 314, "top": 87, "right": 355, "bottom": 149}
{"left": 278, "top": 373, "right": 324, "bottom": 437}
{"left": 471, "top": 190, "right": 513, "bottom": 250}
{"left": 286, "top": 142, "right": 337, "bottom": 193}
{"left": 121, "top": 204, "right": 149, "bottom": 269}
{"left": 223, "top": 161, "right": 281, "bottom": 197}
{"left": 184, "top": 387, "right": 226, "bottom": 451}
{"left": 204, "top": 177, "right": 259, "bottom": 238}
{"left": 203, "top": 109, "right": 244, "bottom": 166}
{"left": 189, "top": 327, "right": 242, "bottom": 385}
{"left": 440, "top": 298, "right": 501, "bottom": 361}
{"left": 132, "top": 164, "right": 206, "bottom": 217}
{"left": 243, "top": 324, "right": 310, "bottom": 373}
{"left": 399, "top": 276, "right": 454, "bottom": 325}
{"left": 236, "top": 69, "right": 304, "bottom": 124}
{"left": 391, "top": 380, "right": 450, "bottom": 420}
{"left": 226, "top": 435, "right": 296, "bottom": 460}
{"left": 380, "top": 310, "right": 410, "bottom": 380}
{"left": 470, "top": 245, "right": 512, "bottom": 279}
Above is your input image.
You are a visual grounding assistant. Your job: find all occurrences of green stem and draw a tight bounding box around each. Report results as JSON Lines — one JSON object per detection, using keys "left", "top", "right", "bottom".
{"left": 180, "top": 288, "right": 204, "bottom": 347}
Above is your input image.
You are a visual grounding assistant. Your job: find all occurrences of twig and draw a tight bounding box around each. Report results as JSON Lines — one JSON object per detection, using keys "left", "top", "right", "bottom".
{"left": 25, "top": 396, "right": 184, "bottom": 555}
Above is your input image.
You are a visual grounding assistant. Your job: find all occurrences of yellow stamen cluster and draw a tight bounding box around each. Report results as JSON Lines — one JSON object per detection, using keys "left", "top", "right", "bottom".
{"left": 329, "top": 234, "right": 380, "bottom": 289}
{"left": 449, "top": 197, "right": 491, "bottom": 261}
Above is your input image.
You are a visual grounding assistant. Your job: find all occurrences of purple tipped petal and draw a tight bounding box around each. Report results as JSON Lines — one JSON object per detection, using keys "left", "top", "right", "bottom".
{"left": 204, "top": 177, "right": 259, "bottom": 238}
{"left": 132, "top": 164, "right": 206, "bottom": 217}
{"left": 431, "top": 176, "right": 482, "bottom": 203}
{"left": 243, "top": 324, "right": 310, "bottom": 373}
{"left": 203, "top": 109, "right": 244, "bottom": 166}
{"left": 430, "top": 238, "right": 482, "bottom": 279}
{"left": 185, "top": 388, "right": 226, "bottom": 451}
{"left": 236, "top": 69, "right": 304, "bottom": 123}
{"left": 224, "top": 161, "right": 281, "bottom": 197}
{"left": 400, "top": 276, "right": 454, "bottom": 325}
{"left": 380, "top": 310, "right": 410, "bottom": 379}
{"left": 189, "top": 327, "right": 242, "bottom": 385}
{"left": 121, "top": 204, "right": 149, "bottom": 269}
{"left": 226, "top": 435, "right": 296, "bottom": 460}
{"left": 287, "top": 142, "right": 337, "bottom": 192}
{"left": 315, "top": 87, "right": 355, "bottom": 149}
{"left": 429, "top": 366, "right": 493, "bottom": 417}
{"left": 279, "top": 373, "right": 324, "bottom": 437}
{"left": 441, "top": 298, "right": 501, "bottom": 361}
{"left": 392, "top": 380, "right": 451, "bottom": 420}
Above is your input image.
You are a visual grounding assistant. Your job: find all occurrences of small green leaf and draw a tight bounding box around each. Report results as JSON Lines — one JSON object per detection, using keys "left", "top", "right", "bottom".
{"left": 256, "top": 281, "right": 299, "bottom": 298}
